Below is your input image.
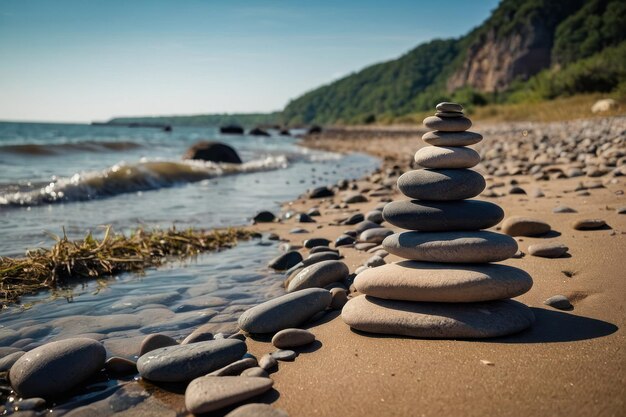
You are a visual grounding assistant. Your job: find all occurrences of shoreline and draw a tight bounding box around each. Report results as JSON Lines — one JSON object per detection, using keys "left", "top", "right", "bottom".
{"left": 1, "top": 116, "right": 625, "bottom": 416}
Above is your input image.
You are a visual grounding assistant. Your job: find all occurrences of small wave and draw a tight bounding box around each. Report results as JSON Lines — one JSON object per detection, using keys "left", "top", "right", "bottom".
{"left": 0, "top": 156, "right": 288, "bottom": 206}
{"left": 0, "top": 141, "right": 143, "bottom": 156}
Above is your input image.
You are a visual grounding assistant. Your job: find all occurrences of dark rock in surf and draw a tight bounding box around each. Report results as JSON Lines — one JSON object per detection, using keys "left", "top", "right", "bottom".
{"left": 183, "top": 141, "right": 242, "bottom": 164}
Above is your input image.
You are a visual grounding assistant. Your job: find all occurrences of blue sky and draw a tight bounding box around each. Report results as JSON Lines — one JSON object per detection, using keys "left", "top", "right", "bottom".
{"left": 0, "top": 0, "right": 499, "bottom": 122}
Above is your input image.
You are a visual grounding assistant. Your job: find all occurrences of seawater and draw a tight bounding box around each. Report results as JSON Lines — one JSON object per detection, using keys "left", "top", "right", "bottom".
{"left": 0, "top": 122, "right": 379, "bottom": 351}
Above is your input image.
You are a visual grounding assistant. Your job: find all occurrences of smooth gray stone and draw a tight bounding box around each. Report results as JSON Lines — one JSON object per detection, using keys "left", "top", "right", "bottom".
{"left": 544, "top": 295, "right": 572, "bottom": 310}
{"left": 271, "top": 349, "right": 297, "bottom": 361}
{"left": 435, "top": 102, "right": 463, "bottom": 112}
{"left": 137, "top": 339, "right": 246, "bottom": 382}
{"left": 422, "top": 130, "right": 482, "bottom": 146}
{"left": 207, "top": 357, "right": 257, "bottom": 376}
{"left": 0, "top": 350, "right": 25, "bottom": 372}
{"left": 302, "top": 251, "right": 341, "bottom": 266}
{"left": 364, "top": 255, "right": 385, "bottom": 268}
{"left": 528, "top": 242, "right": 569, "bottom": 258}
{"left": 359, "top": 227, "right": 394, "bottom": 244}
{"left": 383, "top": 231, "right": 518, "bottom": 263}
{"left": 423, "top": 115, "right": 472, "bottom": 132}
{"left": 309, "top": 246, "right": 339, "bottom": 255}
{"left": 303, "top": 238, "right": 330, "bottom": 248}
{"left": 268, "top": 251, "right": 303, "bottom": 271}
{"left": 104, "top": 357, "right": 138, "bottom": 375}
{"left": 185, "top": 376, "right": 274, "bottom": 414}
{"left": 342, "top": 296, "right": 534, "bottom": 338}
{"left": 9, "top": 338, "right": 106, "bottom": 399}
{"left": 355, "top": 261, "right": 533, "bottom": 302}
{"left": 238, "top": 288, "right": 332, "bottom": 334}
{"left": 240, "top": 367, "right": 269, "bottom": 378}
{"left": 259, "top": 353, "right": 278, "bottom": 371}
{"left": 414, "top": 146, "right": 480, "bottom": 169}
{"left": 383, "top": 200, "right": 504, "bottom": 231}
{"left": 397, "top": 169, "right": 486, "bottom": 201}
{"left": 139, "top": 334, "right": 178, "bottom": 356}
{"left": 225, "top": 403, "right": 289, "bottom": 417}
{"left": 553, "top": 205, "right": 577, "bottom": 213}
{"left": 365, "top": 210, "right": 384, "bottom": 224}
{"left": 330, "top": 288, "right": 348, "bottom": 310}
{"left": 501, "top": 216, "right": 551, "bottom": 237}
{"left": 182, "top": 324, "right": 214, "bottom": 345}
{"left": 572, "top": 218, "right": 607, "bottom": 230}
{"left": 354, "top": 220, "right": 381, "bottom": 234}
{"left": 287, "top": 260, "right": 349, "bottom": 292}
{"left": 272, "top": 329, "right": 315, "bottom": 349}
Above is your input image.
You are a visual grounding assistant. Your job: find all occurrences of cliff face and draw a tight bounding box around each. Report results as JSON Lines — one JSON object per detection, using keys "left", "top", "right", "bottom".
{"left": 447, "top": 19, "right": 553, "bottom": 93}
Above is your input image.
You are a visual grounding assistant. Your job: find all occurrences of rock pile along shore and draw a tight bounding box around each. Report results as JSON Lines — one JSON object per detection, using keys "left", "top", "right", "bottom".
{"left": 342, "top": 102, "right": 536, "bottom": 338}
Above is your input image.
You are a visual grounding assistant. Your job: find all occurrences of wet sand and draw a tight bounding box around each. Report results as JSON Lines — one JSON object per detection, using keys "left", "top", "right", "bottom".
{"left": 243, "top": 120, "right": 626, "bottom": 417}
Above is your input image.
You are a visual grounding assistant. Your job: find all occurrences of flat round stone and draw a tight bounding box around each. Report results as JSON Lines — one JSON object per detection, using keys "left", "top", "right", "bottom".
{"left": 528, "top": 242, "right": 569, "bottom": 258}
{"left": 422, "top": 131, "right": 482, "bottom": 146}
{"left": 287, "top": 260, "right": 349, "bottom": 292}
{"left": 502, "top": 216, "right": 551, "bottom": 237}
{"left": 397, "top": 169, "right": 485, "bottom": 201}
{"left": 185, "top": 376, "right": 274, "bottom": 415}
{"left": 354, "top": 261, "right": 533, "bottom": 302}
{"left": 423, "top": 115, "right": 472, "bottom": 132}
{"left": 436, "top": 102, "right": 463, "bottom": 112}
{"left": 414, "top": 146, "right": 481, "bottom": 169}
{"left": 137, "top": 339, "right": 246, "bottom": 382}
{"left": 342, "top": 295, "right": 534, "bottom": 338}
{"left": 383, "top": 200, "right": 504, "bottom": 231}
{"left": 238, "top": 288, "right": 332, "bottom": 333}
{"left": 9, "top": 338, "right": 106, "bottom": 399}
{"left": 358, "top": 227, "right": 394, "bottom": 244}
{"left": 272, "top": 329, "right": 315, "bottom": 349}
{"left": 382, "top": 231, "right": 518, "bottom": 263}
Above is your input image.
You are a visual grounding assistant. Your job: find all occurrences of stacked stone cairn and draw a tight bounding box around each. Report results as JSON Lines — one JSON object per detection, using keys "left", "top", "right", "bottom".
{"left": 342, "top": 102, "right": 535, "bottom": 338}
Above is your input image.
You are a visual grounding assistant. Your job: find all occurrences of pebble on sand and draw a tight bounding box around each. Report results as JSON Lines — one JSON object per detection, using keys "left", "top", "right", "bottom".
{"left": 501, "top": 216, "right": 551, "bottom": 237}
{"left": 185, "top": 376, "right": 274, "bottom": 415}
{"left": 544, "top": 295, "right": 573, "bottom": 310}
{"left": 528, "top": 242, "right": 569, "bottom": 258}
{"left": 9, "top": 338, "right": 106, "bottom": 399}
{"left": 268, "top": 251, "right": 303, "bottom": 271}
{"left": 272, "top": 329, "right": 315, "bottom": 349}
{"left": 139, "top": 334, "right": 178, "bottom": 356}
{"left": 238, "top": 288, "right": 332, "bottom": 334}
{"left": 572, "top": 219, "right": 607, "bottom": 230}
{"left": 287, "top": 260, "right": 349, "bottom": 292}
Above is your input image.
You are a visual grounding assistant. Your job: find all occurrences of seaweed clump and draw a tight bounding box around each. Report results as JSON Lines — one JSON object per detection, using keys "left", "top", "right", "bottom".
{"left": 0, "top": 226, "right": 256, "bottom": 306}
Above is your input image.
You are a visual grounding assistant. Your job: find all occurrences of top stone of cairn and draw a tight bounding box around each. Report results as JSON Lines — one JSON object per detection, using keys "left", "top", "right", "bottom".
{"left": 436, "top": 102, "right": 463, "bottom": 113}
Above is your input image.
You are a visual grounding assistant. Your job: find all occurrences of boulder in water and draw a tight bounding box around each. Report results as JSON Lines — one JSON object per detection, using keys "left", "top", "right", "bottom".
{"left": 183, "top": 141, "right": 242, "bottom": 164}
{"left": 220, "top": 125, "right": 244, "bottom": 134}
{"left": 249, "top": 127, "right": 271, "bottom": 136}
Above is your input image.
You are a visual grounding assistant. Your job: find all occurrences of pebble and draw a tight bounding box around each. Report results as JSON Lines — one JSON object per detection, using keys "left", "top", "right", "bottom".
{"left": 0, "top": 350, "right": 25, "bottom": 372}
{"left": 383, "top": 200, "right": 504, "bottom": 231}
{"left": 303, "top": 238, "right": 330, "bottom": 248}
{"left": 225, "top": 403, "right": 289, "bottom": 417}
{"left": 354, "top": 261, "right": 532, "bottom": 302}
{"left": 501, "top": 216, "right": 551, "bottom": 237}
{"left": 414, "top": 146, "right": 481, "bottom": 169}
{"left": 271, "top": 349, "right": 297, "bottom": 361}
{"left": 544, "top": 295, "right": 573, "bottom": 310}
{"left": 342, "top": 296, "right": 534, "bottom": 338}
{"left": 185, "top": 376, "right": 274, "bottom": 415}
{"left": 258, "top": 354, "right": 278, "bottom": 371}
{"left": 137, "top": 339, "right": 246, "bottom": 382}
{"left": 528, "top": 242, "right": 569, "bottom": 258}
{"left": 344, "top": 193, "right": 368, "bottom": 204}
{"left": 364, "top": 255, "right": 385, "bottom": 268}
{"left": 253, "top": 211, "right": 275, "bottom": 223}
{"left": 553, "top": 205, "right": 577, "bottom": 213}
{"left": 240, "top": 367, "right": 269, "bottom": 378}
{"left": 307, "top": 208, "right": 321, "bottom": 216}
{"left": 617, "top": 206, "right": 626, "bottom": 214}
{"left": 359, "top": 227, "right": 394, "bottom": 244}
{"left": 342, "top": 213, "right": 364, "bottom": 225}
{"left": 309, "top": 246, "right": 339, "bottom": 255}
{"left": 330, "top": 288, "right": 349, "bottom": 309}
{"left": 365, "top": 210, "right": 384, "bottom": 224}
{"left": 397, "top": 169, "right": 486, "bottom": 201}
{"left": 289, "top": 228, "right": 309, "bottom": 234}
{"left": 572, "top": 219, "right": 607, "bottom": 230}
{"left": 272, "top": 329, "right": 315, "bottom": 349}
{"left": 238, "top": 288, "right": 332, "bottom": 333}
{"left": 383, "top": 231, "right": 518, "bottom": 263}
{"left": 268, "top": 251, "right": 303, "bottom": 271}
{"left": 423, "top": 115, "right": 472, "bottom": 132}
{"left": 207, "top": 357, "right": 258, "bottom": 376}
{"left": 182, "top": 324, "right": 215, "bottom": 345}
{"left": 302, "top": 251, "right": 341, "bottom": 265}
{"left": 9, "top": 338, "right": 106, "bottom": 399}
{"left": 139, "top": 334, "right": 178, "bottom": 356}
{"left": 309, "top": 186, "right": 334, "bottom": 198}
{"left": 296, "top": 213, "right": 315, "bottom": 223}
{"left": 354, "top": 242, "right": 378, "bottom": 251}
{"left": 354, "top": 220, "right": 382, "bottom": 234}
{"left": 335, "top": 234, "right": 356, "bottom": 247}
{"left": 287, "top": 260, "right": 349, "bottom": 292}
{"left": 104, "top": 357, "right": 138, "bottom": 375}
{"left": 422, "top": 130, "right": 482, "bottom": 146}
{"left": 508, "top": 186, "right": 526, "bottom": 195}
{"left": 436, "top": 102, "right": 463, "bottom": 112}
